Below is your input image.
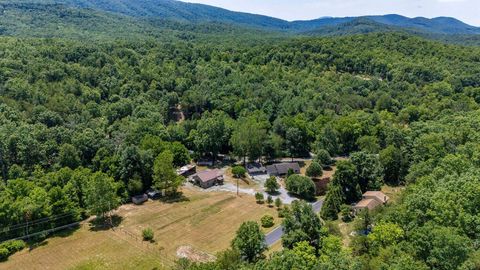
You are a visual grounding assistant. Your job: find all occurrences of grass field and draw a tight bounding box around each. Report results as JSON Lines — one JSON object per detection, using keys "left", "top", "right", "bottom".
{"left": 1, "top": 187, "right": 279, "bottom": 270}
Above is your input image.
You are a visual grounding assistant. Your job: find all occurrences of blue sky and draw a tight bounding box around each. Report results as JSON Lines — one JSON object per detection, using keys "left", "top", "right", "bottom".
{"left": 183, "top": 0, "right": 480, "bottom": 26}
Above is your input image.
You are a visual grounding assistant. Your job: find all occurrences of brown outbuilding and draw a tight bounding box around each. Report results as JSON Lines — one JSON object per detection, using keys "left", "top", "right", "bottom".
{"left": 192, "top": 169, "right": 224, "bottom": 189}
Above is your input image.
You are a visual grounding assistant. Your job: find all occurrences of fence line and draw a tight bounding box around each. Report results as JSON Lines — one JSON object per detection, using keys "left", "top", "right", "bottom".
{"left": 112, "top": 226, "right": 177, "bottom": 267}
{"left": 3, "top": 221, "right": 82, "bottom": 242}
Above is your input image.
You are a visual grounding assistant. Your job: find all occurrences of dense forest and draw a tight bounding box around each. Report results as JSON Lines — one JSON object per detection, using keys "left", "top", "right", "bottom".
{"left": 0, "top": 31, "right": 479, "bottom": 268}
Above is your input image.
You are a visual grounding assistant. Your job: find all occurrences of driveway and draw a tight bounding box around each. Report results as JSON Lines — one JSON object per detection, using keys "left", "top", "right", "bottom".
{"left": 265, "top": 199, "right": 324, "bottom": 246}
{"left": 252, "top": 174, "right": 298, "bottom": 204}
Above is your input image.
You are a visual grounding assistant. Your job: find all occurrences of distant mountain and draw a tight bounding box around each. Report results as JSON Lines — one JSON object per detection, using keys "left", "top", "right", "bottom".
{"left": 2, "top": 0, "right": 479, "bottom": 35}
{"left": 303, "top": 18, "right": 403, "bottom": 36}
{"left": 0, "top": 0, "right": 479, "bottom": 44}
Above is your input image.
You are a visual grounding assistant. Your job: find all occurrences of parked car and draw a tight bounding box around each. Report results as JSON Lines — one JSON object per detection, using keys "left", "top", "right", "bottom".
{"left": 146, "top": 189, "right": 161, "bottom": 199}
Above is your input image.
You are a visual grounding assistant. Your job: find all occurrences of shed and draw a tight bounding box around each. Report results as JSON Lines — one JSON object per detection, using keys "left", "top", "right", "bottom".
{"left": 177, "top": 164, "right": 197, "bottom": 177}
{"left": 132, "top": 194, "right": 148, "bottom": 205}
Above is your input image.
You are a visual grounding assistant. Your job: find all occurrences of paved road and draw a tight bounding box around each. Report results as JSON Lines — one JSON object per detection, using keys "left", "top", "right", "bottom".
{"left": 265, "top": 199, "right": 324, "bottom": 246}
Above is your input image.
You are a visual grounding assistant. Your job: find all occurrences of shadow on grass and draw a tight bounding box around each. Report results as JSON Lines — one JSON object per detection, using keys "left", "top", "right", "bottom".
{"left": 323, "top": 166, "right": 333, "bottom": 171}
{"left": 159, "top": 192, "right": 190, "bottom": 204}
{"left": 21, "top": 223, "right": 81, "bottom": 252}
{"left": 89, "top": 215, "right": 123, "bottom": 231}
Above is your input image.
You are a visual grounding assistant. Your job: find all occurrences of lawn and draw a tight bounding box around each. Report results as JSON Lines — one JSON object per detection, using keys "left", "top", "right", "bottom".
{"left": 1, "top": 187, "right": 279, "bottom": 270}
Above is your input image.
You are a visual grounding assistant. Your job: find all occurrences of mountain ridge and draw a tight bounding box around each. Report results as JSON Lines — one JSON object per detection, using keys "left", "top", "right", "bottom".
{"left": 1, "top": 0, "right": 479, "bottom": 35}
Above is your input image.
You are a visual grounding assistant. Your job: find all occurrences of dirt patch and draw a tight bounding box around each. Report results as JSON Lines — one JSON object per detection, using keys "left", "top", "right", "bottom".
{"left": 176, "top": 245, "right": 216, "bottom": 262}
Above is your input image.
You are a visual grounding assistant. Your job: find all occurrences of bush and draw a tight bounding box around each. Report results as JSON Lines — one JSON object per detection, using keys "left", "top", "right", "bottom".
{"left": 261, "top": 215, "right": 274, "bottom": 228}
{"left": 142, "top": 228, "right": 154, "bottom": 241}
{"left": 255, "top": 192, "right": 264, "bottom": 204}
{"left": 0, "top": 240, "right": 25, "bottom": 261}
{"left": 232, "top": 166, "right": 247, "bottom": 178}
{"left": 266, "top": 195, "right": 273, "bottom": 207}
{"left": 0, "top": 248, "right": 9, "bottom": 261}
{"left": 274, "top": 197, "right": 282, "bottom": 209}
{"left": 285, "top": 175, "right": 316, "bottom": 200}
{"left": 306, "top": 162, "right": 323, "bottom": 178}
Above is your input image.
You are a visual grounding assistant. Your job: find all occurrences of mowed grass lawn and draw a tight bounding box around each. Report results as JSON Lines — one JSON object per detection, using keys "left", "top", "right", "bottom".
{"left": 1, "top": 187, "right": 280, "bottom": 270}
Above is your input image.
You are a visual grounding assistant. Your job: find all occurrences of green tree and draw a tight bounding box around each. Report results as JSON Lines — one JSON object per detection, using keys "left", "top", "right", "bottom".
{"left": 191, "top": 111, "right": 232, "bottom": 161}
{"left": 314, "top": 149, "right": 333, "bottom": 167}
{"left": 320, "top": 184, "right": 343, "bottom": 221}
{"left": 231, "top": 221, "right": 267, "bottom": 262}
{"left": 274, "top": 197, "right": 282, "bottom": 209}
{"left": 231, "top": 166, "right": 246, "bottom": 178}
{"left": 152, "top": 151, "right": 184, "bottom": 196}
{"left": 350, "top": 151, "right": 383, "bottom": 192}
{"left": 285, "top": 175, "right": 316, "bottom": 200}
{"left": 230, "top": 116, "right": 267, "bottom": 163}
{"left": 306, "top": 162, "right": 323, "bottom": 178}
{"left": 379, "top": 145, "right": 404, "bottom": 185}
{"left": 282, "top": 200, "right": 323, "bottom": 249}
{"left": 367, "top": 222, "right": 404, "bottom": 254}
{"left": 58, "top": 143, "right": 81, "bottom": 169}
{"left": 266, "top": 195, "right": 273, "bottom": 207}
{"left": 332, "top": 161, "right": 362, "bottom": 204}
{"left": 255, "top": 192, "right": 264, "bottom": 204}
{"left": 84, "top": 172, "right": 120, "bottom": 218}
{"left": 264, "top": 176, "right": 279, "bottom": 194}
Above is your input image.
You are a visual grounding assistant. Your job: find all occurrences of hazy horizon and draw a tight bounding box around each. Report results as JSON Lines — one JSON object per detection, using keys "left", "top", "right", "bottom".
{"left": 183, "top": 0, "right": 480, "bottom": 27}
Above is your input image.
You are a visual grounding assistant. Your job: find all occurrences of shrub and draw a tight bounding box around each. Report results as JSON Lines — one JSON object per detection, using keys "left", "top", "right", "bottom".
{"left": 285, "top": 175, "right": 316, "bottom": 200}
{"left": 142, "top": 228, "right": 154, "bottom": 241}
{"left": 261, "top": 215, "right": 274, "bottom": 228}
{"left": 255, "top": 192, "right": 264, "bottom": 204}
{"left": 0, "top": 248, "right": 9, "bottom": 261}
{"left": 274, "top": 197, "right": 282, "bottom": 209}
{"left": 1, "top": 240, "right": 26, "bottom": 253}
{"left": 232, "top": 166, "right": 246, "bottom": 178}
{"left": 0, "top": 240, "right": 25, "bottom": 261}
{"left": 266, "top": 195, "right": 273, "bottom": 207}
{"left": 306, "top": 162, "right": 323, "bottom": 178}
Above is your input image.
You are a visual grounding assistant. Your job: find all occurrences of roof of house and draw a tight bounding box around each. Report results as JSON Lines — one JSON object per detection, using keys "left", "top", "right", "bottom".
{"left": 195, "top": 169, "right": 223, "bottom": 183}
{"left": 177, "top": 164, "right": 196, "bottom": 175}
{"left": 363, "top": 191, "right": 389, "bottom": 204}
{"left": 246, "top": 163, "right": 266, "bottom": 174}
{"left": 267, "top": 162, "right": 300, "bottom": 175}
{"left": 354, "top": 198, "right": 381, "bottom": 210}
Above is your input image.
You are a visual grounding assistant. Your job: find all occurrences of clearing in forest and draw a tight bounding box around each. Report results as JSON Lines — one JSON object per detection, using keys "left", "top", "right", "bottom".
{"left": 1, "top": 187, "right": 279, "bottom": 270}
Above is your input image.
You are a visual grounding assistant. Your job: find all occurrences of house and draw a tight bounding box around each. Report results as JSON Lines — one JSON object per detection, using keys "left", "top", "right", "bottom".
{"left": 191, "top": 169, "right": 224, "bottom": 189}
{"left": 353, "top": 191, "right": 390, "bottom": 213}
{"left": 246, "top": 163, "right": 267, "bottom": 176}
{"left": 132, "top": 194, "right": 148, "bottom": 205}
{"left": 266, "top": 162, "right": 301, "bottom": 176}
{"left": 177, "top": 164, "right": 196, "bottom": 177}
